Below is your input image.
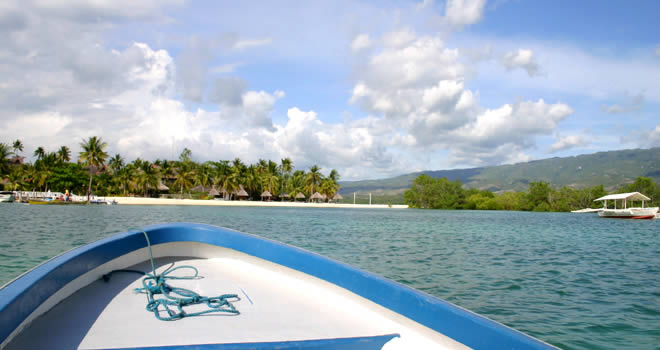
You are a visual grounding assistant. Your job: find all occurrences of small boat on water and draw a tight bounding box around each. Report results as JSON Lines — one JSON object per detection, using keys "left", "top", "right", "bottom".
{"left": 594, "top": 192, "right": 659, "bottom": 219}
{"left": 0, "top": 223, "right": 556, "bottom": 349}
{"left": 28, "top": 199, "right": 87, "bottom": 205}
{"left": 570, "top": 208, "right": 602, "bottom": 213}
{"left": 89, "top": 199, "right": 118, "bottom": 205}
{"left": 0, "top": 191, "right": 15, "bottom": 203}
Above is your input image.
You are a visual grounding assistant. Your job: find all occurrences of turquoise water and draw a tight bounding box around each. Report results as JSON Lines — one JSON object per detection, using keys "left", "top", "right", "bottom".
{"left": 0, "top": 204, "right": 658, "bottom": 349}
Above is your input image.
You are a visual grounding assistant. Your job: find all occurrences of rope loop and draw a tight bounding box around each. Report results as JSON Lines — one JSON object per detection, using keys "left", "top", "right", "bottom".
{"left": 104, "top": 230, "right": 240, "bottom": 321}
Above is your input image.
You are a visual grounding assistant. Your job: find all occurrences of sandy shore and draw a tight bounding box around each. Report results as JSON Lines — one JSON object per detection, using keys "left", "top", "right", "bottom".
{"left": 103, "top": 196, "right": 408, "bottom": 209}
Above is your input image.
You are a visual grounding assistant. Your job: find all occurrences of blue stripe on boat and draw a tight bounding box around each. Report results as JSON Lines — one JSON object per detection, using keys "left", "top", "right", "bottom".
{"left": 0, "top": 223, "right": 555, "bottom": 349}
{"left": 96, "top": 334, "right": 399, "bottom": 350}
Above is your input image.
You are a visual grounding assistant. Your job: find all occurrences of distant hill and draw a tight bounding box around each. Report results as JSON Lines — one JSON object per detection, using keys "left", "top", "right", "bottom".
{"left": 339, "top": 148, "right": 660, "bottom": 200}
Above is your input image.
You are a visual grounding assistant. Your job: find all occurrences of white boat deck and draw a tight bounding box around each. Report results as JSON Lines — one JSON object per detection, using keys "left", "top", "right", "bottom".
{"left": 4, "top": 243, "right": 467, "bottom": 349}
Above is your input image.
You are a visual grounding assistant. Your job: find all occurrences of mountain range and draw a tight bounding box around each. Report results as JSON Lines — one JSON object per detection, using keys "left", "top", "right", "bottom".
{"left": 338, "top": 148, "right": 660, "bottom": 201}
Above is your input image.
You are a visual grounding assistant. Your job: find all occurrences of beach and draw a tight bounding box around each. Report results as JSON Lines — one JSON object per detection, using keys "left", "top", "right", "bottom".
{"left": 103, "top": 196, "right": 408, "bottom": 209}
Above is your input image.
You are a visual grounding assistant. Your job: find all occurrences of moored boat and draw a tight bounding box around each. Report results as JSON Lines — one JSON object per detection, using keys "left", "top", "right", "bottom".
{"left": 570, "top": 208, "right": 603, "bottom": 213}
{"left": 28, "top": 199, "right": 87, "bottom": 205}
{"left": 0, "top": 223, "right": 556, "bottom": 349}
{"left": 594, "top": 192, "right": 658, "bottom": 219}
{"left": 0, "top": 191, "right": 14, "bottom": 203}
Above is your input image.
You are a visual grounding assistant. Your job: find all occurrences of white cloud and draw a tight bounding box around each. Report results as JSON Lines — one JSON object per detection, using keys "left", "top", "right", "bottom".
{"left": 211, "top": 63, "right": 242, "bottom": 74}
{"left": 550, "top": 134, "right": 588, "bottom": 153}
{"left": 416, "top": 0, "right": 434, "bottom": 10}
{"left": 655, "top": 45, "right": 660, "bottom": 56}
{"left": 351, "top": 34, "right": 371, "bottom": 52}
{"left": 444, "top": 0, "right": 486, "bottom": 28}
{"left": 601, "top": 92, "right": 644, "bottom": 114}
{"left": 350, "top": 29, "right": 574, "bottom": 166}
{"left": 233, "top": 38, "right": 272, "bottom": 50}
{"left": 624, "top": 125, "right": 660, "bottom": 148}
{"left": 382, "top": 28, "right": 417, "bottom": 48}
{"left": 645, "top": 126, "right": 660, "bottom": 147}
{"left": 450, "top": 99, "right": 573, "bottom": 158}
{"left": 501, "top": 49, "right": 541, "bottom": 77}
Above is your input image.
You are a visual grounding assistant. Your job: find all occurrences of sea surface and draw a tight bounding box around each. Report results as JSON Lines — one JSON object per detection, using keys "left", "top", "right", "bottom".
{"left": 0, "top": 204, "right": 658, "bottom": 349}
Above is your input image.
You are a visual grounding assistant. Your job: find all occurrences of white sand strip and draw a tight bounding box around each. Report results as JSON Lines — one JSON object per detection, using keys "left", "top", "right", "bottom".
{"left": 102, "top": 196, "right": 408, "bottom": 209}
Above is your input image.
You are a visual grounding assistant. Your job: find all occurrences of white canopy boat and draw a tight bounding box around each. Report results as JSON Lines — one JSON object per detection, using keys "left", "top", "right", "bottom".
{"left": 594, "top": 192, "right": 658, "bottom": 219}
{"left": 0, "top": 191, "right": 15, "bottom": 203}
{"left": 0, "top": 223, "right": 556, "bottom": 349}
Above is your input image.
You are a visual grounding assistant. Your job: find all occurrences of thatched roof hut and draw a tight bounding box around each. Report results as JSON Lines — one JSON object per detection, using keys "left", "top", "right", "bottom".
{"left": 310, "top": 192, "right": 324, "bottom": 202}
{"left": 332, "top": 193, "right": 343, "bottom": 200}
{"left": 279, "top": 192, "right": 290, "bottom": 198}
{"left": 260, "top": 190, "right": 272, "bottom": 201}
{"left": 208, "top": 187, "right": 220, "bottom": 197}
{"left": 191, "top": 185, "right": 208, "bottom": 192}
{"left": 157, "top": 182, "right": 169, "bottom": 191}
{"left": 295, "top": 192, "right": 306, "bottom": 201}
{"left": 234, "top": 185, "right": 249, "bottom": 199}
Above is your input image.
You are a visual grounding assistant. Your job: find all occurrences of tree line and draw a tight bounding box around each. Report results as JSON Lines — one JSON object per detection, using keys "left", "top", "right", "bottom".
{"left": 0, "top": 137, "right": 341, "bottom": 200}
{"left": 404, "top": 174, "right": 660, "bottom": 211}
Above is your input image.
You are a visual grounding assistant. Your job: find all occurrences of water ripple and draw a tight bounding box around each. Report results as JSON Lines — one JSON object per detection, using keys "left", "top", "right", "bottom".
{"left": 0, "top": 205, "right": 658, "bottom": 349}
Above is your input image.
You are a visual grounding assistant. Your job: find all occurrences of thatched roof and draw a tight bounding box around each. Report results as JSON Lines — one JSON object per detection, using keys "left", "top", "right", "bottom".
{"left": 208, "top": 187, "right": 220, "bottom": 196}
{"left": 157, "top": 182, "right": 169, "bottom": 191}
{"left": 191, "top": 185, "right": 208, "bottom": 192}
{"left": 332, "top": 193, "right": 343, "bottom": 200}
{"left": 236, "top": 185, "right": 248, "bottom": 197}
{"left": 261, "top": 190, "right": 272, "bottom": 197}
{"left": 295, "top": 192, "right": 306, "bottom": 199}
{"left": 310, "top": 192, "right": 324, "bottom": 200}
{"left": 279, "top": 192, "right": 290, "bottom": 198}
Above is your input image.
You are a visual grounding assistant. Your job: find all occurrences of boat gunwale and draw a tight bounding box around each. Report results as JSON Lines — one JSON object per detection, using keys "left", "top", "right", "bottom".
{"left": 0, "top": 223, "right": 556, "bottom": 349}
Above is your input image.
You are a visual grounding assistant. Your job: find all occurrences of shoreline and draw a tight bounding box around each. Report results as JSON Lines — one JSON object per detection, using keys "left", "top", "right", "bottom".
{"left": 103, "top": 196, "right": 408, "bottom": 209}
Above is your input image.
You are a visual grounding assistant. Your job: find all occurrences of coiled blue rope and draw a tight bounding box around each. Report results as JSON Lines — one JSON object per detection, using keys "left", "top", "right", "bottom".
{"left": 103, "top": 231, "right": 240, "bottom": 321}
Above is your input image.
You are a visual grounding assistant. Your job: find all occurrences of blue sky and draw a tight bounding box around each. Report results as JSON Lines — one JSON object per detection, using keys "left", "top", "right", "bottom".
{"left": 1, "top": 0, "right": 658, "bottom": 179}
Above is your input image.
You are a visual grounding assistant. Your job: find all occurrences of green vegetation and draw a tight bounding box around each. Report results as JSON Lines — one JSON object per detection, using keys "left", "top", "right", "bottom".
{"left": 0, "top": 138, "right": 341, "bottom": 201}
{"left": 404, "top": 174, "right": 660, "bottom": 211}
{"left": 340, "top": 148, "right": 660, "bottom": 197}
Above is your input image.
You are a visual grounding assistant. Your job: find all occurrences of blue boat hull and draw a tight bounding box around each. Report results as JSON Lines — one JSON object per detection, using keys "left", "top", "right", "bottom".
{"left": 0, "top": 223, "right": 555, "bottom": 349}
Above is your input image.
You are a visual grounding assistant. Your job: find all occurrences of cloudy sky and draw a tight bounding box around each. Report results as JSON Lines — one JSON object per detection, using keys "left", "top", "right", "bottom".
{"left": 1, "top": 0, "right": 658, "bottom": 180}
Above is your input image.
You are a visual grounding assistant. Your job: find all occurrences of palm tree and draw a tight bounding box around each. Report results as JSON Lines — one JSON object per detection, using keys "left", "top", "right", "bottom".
{"left": 6, "top": 169, "right": 27, "bottom": 191}
{"left": 328, "top": 169, "right": 340, "bottom": 183}
{"left": 195, "top": 162, "right": 214, "bottom": 190}
{"left": 33, "top": 146, "right": 45, "bottom": 161}
{"left": 265, "top": 160, "right": 280, "bottom": 194}
{"left": 108, "top": 154, "right": 124, "bottom": 174}
{"left": 232, "top": 158, "right": 245, "bottom": 174}
{"left": 320, "top": 178, "right": 339, "bottom": 199}
{"left": 12, "top": 140, "right": 23, "bottom": 155}
{"left": 244, "top": 165, "right": 261, "bottom": 199}
{"left": 78, "top": 136, "right": 109, "bottom": 201}
{"left": 0, "top": 143, "right": 13, "bottom": 177}
{"left": 279, "top": 157, "right": 293, "bottom": 194}
{"left": 305, "top": 165, "right": 323, "bottom": 198}
{"left": 280, "top": 158, "right": 293, "bottom": 176}
{"left": 117, "top": 166, "right": 135, "bottom": 196}
{"left": 136, "top": 161, "right": 159, "bottom": 196}
{"left": 57, "top": 146, "right": 71, "bottom": 163}
{"left": 173, "top": 163, "right": 195, "bottom": 199}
